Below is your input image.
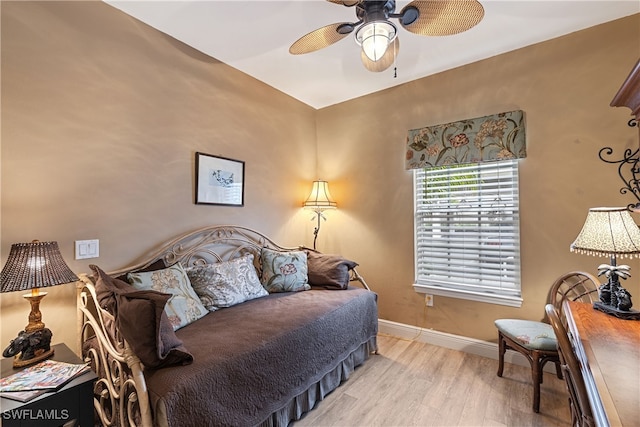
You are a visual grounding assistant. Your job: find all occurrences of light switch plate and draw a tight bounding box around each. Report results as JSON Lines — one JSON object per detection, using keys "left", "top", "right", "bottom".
{"left": 75, "top": 239, "right": 99, "bottom": 260}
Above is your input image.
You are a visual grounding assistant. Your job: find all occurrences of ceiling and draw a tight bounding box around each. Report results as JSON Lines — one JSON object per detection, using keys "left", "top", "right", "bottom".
{"left": 105, "top": 1, "right": 639, "bottom": 109}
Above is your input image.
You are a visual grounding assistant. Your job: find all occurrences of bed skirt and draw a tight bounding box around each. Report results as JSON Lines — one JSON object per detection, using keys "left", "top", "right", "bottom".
{"left": 260, "top": 337, "right": 377, "bottom": 427}
{"left": 148, "top": 337, "right": 377, "bottom": 427}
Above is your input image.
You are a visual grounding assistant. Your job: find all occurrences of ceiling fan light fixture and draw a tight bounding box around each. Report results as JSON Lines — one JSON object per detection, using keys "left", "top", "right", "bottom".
{"left": 355, "top": 20, "right": 397, "bottom": 62}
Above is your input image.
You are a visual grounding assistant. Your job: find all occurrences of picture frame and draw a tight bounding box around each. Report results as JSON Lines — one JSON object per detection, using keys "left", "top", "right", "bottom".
{"left": 195, "top": 152, "right": 245, "bottom": 206}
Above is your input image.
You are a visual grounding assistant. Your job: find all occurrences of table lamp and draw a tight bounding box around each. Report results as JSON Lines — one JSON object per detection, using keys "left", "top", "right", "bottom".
{"left": 303, "top": 180, "right": 337, "bottom": 250}
{"left": 570, "top": 207, "right": 640, "bottom": 320}
{"left": 1, "top": 241, "right": 78, "bottom": 367}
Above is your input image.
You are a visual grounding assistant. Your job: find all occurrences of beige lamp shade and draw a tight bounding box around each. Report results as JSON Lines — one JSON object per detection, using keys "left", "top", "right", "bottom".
{"left": 303, "top": 180, "right": 337, "bottom": 211}
{"left": 570, "top": 207, "right": 640, "bottom": 259}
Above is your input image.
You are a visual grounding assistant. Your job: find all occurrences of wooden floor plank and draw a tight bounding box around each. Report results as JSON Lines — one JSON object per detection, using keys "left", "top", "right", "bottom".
{"left": 295, "top": 334, "right": 571, "bottom": 426}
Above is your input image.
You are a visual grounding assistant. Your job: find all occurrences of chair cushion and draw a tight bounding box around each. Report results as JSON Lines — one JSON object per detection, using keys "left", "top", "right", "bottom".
{"left": 495, "top": 319, "right": 557, "bottom": 351}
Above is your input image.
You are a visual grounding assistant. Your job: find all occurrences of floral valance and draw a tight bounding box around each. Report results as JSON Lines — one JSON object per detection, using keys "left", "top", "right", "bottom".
{"left": 405, "top": 110, "right": 526, "bottom": 170}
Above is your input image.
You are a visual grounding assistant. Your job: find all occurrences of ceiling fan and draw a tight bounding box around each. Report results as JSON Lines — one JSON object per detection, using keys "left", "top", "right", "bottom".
{"left": 289, "top": 0, "right": 484, "bottom": 72}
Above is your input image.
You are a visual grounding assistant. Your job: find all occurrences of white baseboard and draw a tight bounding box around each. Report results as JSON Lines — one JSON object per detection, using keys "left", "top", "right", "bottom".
{"left": 378, "top": 319, "right": 556, "bottom": 373}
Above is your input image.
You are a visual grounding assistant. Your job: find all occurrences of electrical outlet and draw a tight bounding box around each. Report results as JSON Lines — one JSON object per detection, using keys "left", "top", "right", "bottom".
{"left": 425, "top": 294, "right": 433, "bottom": 307}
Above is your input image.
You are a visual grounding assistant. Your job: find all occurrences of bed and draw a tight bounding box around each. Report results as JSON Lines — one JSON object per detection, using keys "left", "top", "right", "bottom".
{"left": 76, "top": 225, "right": 378, "bottom": 426}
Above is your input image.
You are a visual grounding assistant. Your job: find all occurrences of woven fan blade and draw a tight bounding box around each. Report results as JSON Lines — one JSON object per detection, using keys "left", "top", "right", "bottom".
{"left": 326, "top": 0, "right": 362, "bottom": 6}
{"left": 400, "top": 0, "right": 484, "bottom": 36}
{"left": 289, "top": 23, "right": 352, "bottom": 55}
{"left": 361, "top": 37, "right": 399, "bottom": 72}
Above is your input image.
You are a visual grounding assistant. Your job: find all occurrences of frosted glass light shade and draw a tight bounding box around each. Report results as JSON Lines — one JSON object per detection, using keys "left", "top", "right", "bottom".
{"left": 303, "top": 180, "right": 337, "bottom": 211}
{"left": 570, "top": 207, "right": 640, "bottom": 258}
{"left": 355, "top": 21, "right": 397, "bottom": 62}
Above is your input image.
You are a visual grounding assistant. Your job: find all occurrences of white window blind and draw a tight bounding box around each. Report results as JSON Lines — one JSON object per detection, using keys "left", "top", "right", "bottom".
{"left": 413, "top": 160, "right": 522, "bottom": 307}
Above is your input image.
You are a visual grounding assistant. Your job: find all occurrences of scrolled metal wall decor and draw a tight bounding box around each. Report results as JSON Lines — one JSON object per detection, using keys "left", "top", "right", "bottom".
{"left": 599, "top": 118, "right": 640, "bottom": 211}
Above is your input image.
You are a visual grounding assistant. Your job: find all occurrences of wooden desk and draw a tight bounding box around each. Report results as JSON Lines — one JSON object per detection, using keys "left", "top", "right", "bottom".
{"left": 564, "top": 301, "right": 640, "bottom": 427}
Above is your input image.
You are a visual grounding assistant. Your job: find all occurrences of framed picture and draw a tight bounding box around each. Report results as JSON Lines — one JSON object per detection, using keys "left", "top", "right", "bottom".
{"left": 195, "top": 152, "right": 245, "bottom": 206}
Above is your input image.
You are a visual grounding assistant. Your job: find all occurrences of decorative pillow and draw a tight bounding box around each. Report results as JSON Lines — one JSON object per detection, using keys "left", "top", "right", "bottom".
{"left": 127, "top": 263, "right": 208, "bottom": 331}
{"left": 260, "top": 248, "right": 310, "bottom": 293}
{"left": 93, "top": 264, "right": 131, "bottom": 315}
{"left": 186, "top": 254, "right": 268, "bottom": 311}
{"left": 116, "top": 289, "right": 194, "bottom": 369}
{"left": 90, "top": 265, "right": 193, "bottom": 369}
{"left": 115, "top": 258, "right": 166, "bottom": 283}
{"left": 305, "top": 249, "right": 358, "bottom": 290}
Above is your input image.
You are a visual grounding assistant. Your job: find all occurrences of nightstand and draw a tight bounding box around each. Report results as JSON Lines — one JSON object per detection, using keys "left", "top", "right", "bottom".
{"left": 1, "top": 343, "right": 97, "bottom": 427}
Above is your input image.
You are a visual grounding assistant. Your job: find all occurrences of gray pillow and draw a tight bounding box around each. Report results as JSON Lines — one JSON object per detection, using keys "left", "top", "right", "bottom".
{"left": 90, "top": 265, "right": 193, "bottom": 369}
{"left": 305, "top": 250, "right": 358, "bottom": 290}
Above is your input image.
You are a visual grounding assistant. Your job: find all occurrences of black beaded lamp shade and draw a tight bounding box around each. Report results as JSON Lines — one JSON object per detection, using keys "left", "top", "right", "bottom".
{"left": 1, "top": 241, "right": 79, "bottom": 293}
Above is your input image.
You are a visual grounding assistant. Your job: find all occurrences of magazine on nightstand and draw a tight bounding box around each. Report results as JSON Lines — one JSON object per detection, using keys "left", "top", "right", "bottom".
{"left": 0, "top": 359, "right": 91, "bottom": 402}
{"left": 0, "top": 389, "right": 48, "bottom": 403}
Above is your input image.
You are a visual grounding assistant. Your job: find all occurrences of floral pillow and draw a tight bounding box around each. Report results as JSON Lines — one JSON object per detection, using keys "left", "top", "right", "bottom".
{"left": 186, "top": 254, "right": 268, "bottom": 311}
{"left": 127, "top": 263, "right": 208, "bottom": 331}
{"left": 260, "top": 248, "right": 310, "bottom": 293}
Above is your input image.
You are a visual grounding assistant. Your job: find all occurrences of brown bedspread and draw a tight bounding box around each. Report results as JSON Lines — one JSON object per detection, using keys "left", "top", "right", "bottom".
{"left": 143, "top": 287, "right": 378, "bottom": 427}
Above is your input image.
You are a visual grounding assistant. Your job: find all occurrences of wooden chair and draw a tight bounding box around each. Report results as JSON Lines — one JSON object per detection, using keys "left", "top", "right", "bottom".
{"left": 545, "top": 304, "right": 595, "bottom": 427}
{"left": 494, "top": 271, "right": 600, "bottom": 412}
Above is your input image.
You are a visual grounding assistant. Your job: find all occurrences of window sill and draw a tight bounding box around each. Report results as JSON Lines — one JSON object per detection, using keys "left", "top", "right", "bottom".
{"left": 413, "top": 284, "right": 523, "bottom": 307}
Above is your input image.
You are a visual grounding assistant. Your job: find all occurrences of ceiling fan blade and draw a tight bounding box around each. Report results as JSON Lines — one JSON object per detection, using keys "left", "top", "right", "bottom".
{"left": 400, "top": 0, "right": 484, "bottom": 36}
{"left": 289, "top": 23, "right": 353, "bottom": 55}
{"left": 361, "top": 37, "right": 399, "bottom": 72}
{"left": 326, "top": 0, "right": 362, "bottom": 6}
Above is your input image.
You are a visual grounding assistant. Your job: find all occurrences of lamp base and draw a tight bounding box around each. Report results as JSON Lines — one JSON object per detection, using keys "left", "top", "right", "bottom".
{"left": 593, "top": 301, "right": 640, "bottom": 320}
{"left": 12, "top": 347, "right": 55, "bottom": 368}
{"left": 3, "top": 327, "right": 54, "bottom": 368}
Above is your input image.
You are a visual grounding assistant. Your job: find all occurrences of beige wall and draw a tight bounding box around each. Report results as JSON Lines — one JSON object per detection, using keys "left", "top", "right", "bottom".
{"left": 316, "top": 14, "right": 640, "bottom": 340}
{"left": 1, "top": 1, "right": 639, "bottom": 353}
{"left": 1, "top": 1, "right": 317, "bottom": 351}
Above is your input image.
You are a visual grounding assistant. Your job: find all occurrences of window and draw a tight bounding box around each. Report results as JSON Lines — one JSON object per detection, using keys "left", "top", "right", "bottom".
{"left": 413, "top": 160, "right": 522, "bottom": 307}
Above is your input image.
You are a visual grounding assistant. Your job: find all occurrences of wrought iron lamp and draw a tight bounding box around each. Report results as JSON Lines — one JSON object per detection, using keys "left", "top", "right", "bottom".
{"left": 570, "top": 207, "right": 640, "bottom": 320}
{"left": 303, "top": 180, "right": 337, "bottom": 250}
{"left": 1, "top": 241, "right": 78, "bottom": 367}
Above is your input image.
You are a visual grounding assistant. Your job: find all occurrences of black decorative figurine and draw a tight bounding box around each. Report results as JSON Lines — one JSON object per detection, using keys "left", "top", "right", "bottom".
{"left": 3, "top": 328, "right": 54, "bottom": 363}
{"left": 570, "top": 207, "right": 640, "bottom": 320}
{"left": 595, "top": 263, "right": 639, "bottom": 319}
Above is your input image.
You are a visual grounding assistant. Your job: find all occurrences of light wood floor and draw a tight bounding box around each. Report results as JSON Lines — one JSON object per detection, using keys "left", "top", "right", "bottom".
{"left": 295, "top": 334, "right": 571, "bottom": 427}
